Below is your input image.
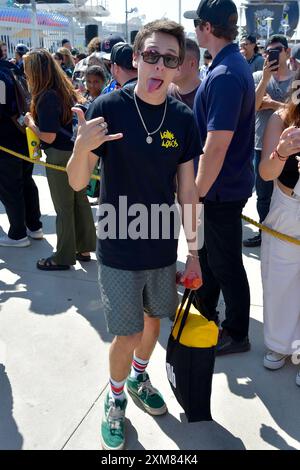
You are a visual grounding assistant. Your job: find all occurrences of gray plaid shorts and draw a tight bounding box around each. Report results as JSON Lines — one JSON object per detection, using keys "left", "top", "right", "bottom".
{"left": 98, "top": 263, "right": 179, "bottom": 336}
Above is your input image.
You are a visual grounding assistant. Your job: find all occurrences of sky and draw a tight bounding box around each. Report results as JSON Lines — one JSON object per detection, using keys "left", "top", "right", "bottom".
{"left": 105, "top": 0, "right": 243, "bottom": 33}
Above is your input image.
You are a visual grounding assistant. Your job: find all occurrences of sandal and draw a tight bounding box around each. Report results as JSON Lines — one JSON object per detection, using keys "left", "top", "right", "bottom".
{"left": 76, "top": 253, "right": 91, "bottom": 262}
{"left": 37, "top": 257, "right": 70, "bottom": 271}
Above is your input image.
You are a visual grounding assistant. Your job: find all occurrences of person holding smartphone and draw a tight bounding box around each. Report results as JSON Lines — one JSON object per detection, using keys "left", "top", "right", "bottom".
{"left": 243, "top": 35, "right": 294, "bottom": 248}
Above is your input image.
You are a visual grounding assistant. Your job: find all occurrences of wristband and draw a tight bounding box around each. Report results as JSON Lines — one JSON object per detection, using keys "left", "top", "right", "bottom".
{"left": 187, "top": 253, "right": 199, "bottom": 260}
{"left": 274, "top": 149, "right": 289, "bottom": 161}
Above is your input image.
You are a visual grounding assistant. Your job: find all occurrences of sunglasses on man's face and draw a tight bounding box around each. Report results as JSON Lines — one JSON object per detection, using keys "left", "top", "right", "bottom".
{"left": 141, "top": 51, "right": 180, "bottom": 69}
{"left": 194, "top": 18, "right": 206, "bottom": 28}
{"left": 266, "top": 46, "right": 286, "bottom": 54}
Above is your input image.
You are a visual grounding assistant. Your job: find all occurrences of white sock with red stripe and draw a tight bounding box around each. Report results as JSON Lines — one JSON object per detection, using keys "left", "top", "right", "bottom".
{"left": 109, "top": 377, "right": 126, "bottom": 402}
{"left": 130, "top": 355, "right": 149, "bottom": 379}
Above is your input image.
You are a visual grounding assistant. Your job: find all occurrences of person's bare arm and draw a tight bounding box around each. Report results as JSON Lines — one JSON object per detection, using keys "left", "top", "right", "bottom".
{"left": 260, "top": 113, "right": 300, "bottom": 181}
{"left": 67, "top": 108, "right": 123, "bottom": 191}
{"left": 259, "top": 94, "right": 283, "bottom": 111}
{"left": 177, "top": 160, "right": 202, "bottom": 287}
{"left": 255, "top": 58, "right": 278, "bottom": 111}
{"left": 24, "top": 112, "right": 56, "bottom": 144}
{"left": 196, "top": 130, "right": 233, "bottom": 198}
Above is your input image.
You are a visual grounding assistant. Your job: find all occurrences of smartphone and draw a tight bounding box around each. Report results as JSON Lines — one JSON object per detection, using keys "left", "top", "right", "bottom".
{"left": 17, "top": 114, "right": 25, "bottom": 126}
{"left": 267, "top": 49, "right": 280, "bottom": 70}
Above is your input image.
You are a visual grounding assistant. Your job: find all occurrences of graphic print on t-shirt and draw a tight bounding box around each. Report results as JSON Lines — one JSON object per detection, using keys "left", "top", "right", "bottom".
{"left": 160, "top": 130, "right": 179, "bottom": 149}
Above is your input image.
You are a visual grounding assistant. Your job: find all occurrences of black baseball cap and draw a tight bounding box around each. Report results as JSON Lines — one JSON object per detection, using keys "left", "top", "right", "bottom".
{"left": 184, "top": 0, "right": 237, "bottom": 27}
{"left": 110, "top": 42, "right": 135, "bottom": 70}
{"left": 15, "top": 43, "right": 29, "bottom": 56}
{"left": 100, "top": 34, "right": 125, "bottom": 60}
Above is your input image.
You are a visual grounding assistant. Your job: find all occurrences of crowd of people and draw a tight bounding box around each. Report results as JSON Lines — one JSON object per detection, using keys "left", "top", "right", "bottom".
{"left": 1, "top": 0, "right": 300, "bottom": 451}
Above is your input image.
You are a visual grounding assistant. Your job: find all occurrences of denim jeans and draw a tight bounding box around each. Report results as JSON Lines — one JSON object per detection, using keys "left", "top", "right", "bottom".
{"left": 254, "top": 149, "right": 273, "bottom": 223}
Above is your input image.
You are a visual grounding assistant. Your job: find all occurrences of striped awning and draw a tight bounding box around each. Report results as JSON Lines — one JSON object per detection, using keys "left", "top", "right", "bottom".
{"left": 0, "top": 7, "right": 69, "bottom": 27}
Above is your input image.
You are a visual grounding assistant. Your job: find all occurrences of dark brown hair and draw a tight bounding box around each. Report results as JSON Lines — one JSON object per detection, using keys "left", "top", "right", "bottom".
{"left": 24, "top": 48, "right": 84, "bottom": 125}
{"left": 133, "top": 19, "right": 185, "bottom": 65}
{"left": 283, "top": 69, "right": 300, "bottom": 127}
{"left": 186, "top": 38, "right": 200, "bottom": 66}
{"left": 200, "top": 13, "right": 238, "bottom": 41}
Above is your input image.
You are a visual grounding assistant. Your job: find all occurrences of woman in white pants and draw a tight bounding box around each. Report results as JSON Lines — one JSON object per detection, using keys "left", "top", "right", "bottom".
{"left": 260, "top": 77, "right": 300, "bottom": 386}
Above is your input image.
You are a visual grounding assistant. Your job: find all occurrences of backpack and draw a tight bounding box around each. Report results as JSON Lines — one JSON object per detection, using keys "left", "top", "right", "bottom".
{"left": 9, "top": 68, "right": 31, "bottom": 133}
{"left": 11, "top": 69, "right": 31, "bottom": 116}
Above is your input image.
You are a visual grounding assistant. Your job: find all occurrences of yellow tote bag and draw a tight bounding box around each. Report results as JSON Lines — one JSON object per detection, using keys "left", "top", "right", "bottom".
{"left": 26, "top": 127, "right": 42, "bottom": 160}
{"left": 172, "top": 295, "right": 218, "bottom": 348}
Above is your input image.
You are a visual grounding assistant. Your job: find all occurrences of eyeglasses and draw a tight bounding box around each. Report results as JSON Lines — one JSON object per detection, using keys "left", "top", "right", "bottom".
{"left": 141, "top": 51, "right": 180, "bottom": 69}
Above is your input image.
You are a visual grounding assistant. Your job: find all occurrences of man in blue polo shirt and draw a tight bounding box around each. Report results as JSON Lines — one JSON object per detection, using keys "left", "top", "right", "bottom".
{"left": 185, "top": 0, "right": 255, "bottom": 355}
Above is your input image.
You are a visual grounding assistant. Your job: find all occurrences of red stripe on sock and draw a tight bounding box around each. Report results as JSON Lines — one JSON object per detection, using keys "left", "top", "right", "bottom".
{"left": 110, "top": 384, "right": 124, "bottom": 393}
{"left": 132, "top": 360, "right": 147, "bottom": 371}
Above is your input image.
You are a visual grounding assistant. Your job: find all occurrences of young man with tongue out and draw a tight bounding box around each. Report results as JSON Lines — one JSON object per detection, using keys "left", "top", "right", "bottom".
{"left": 67, "top": 20, "right": 202, "bottom": 450}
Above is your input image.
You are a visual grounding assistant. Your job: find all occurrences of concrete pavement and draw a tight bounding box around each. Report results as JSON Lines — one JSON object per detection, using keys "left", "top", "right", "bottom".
{"left": 0, "top": 165, "right": 299, "bottom": 450}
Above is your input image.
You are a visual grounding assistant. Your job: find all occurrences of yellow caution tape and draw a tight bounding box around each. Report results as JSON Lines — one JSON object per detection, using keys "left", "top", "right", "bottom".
{"left": 1, "top": 145, "right": 300, "bottom": 246}
{"left": 0, "top": 145, "right": 100, "bottom": 181}
{"left": 242, "top": 215, "right": 300, "bottom": 246}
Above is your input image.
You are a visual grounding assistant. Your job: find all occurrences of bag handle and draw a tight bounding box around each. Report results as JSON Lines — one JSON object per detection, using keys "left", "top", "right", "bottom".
{"left": 171, "top": 289, "right": 194, "bottom": 342}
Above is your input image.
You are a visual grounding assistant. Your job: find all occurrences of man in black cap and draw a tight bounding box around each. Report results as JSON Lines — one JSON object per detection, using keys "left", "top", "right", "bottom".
{"left": 243, "top": 35, "right": 293, "bottom": 248}
{"left": 100, "top": 35, "right": 126, "bottom": 94}
{"left": 15, "top": 43, "right": 29, "bottom": 75}
{"left": 240, "top": 34, "right": 264, "bottom": 73}
{"left": 100, "top": 34, "right": 126, "bottom": 61}
{"left": 110, "top": 42, "right": 137, "bottom": 88}
{"left": 62, "top": 38, "right": 72, "bottom": 51}
{"left": 185, "top": 0, "right": 255, "bottom": 355}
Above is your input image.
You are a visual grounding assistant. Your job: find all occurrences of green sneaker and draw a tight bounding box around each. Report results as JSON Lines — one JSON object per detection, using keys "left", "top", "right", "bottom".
{"left": 126, "top": 372, "right": 167, "bottom": 416}
{"left": 101, "top": 392, "right": 127, "bottom": 450}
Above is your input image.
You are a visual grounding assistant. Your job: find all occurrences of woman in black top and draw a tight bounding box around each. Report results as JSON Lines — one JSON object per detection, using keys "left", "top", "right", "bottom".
{"left": 259, "top": 69, "right": 300, "bottom": 386}
{"left": 24, "top": 49, "right": 96, "bottom": 270}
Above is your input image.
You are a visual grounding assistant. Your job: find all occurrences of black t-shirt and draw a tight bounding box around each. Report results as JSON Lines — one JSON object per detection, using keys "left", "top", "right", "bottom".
{"left": 168, "top": 83, "right": 200, "bottom": 110}
{"left": 278, "top": 153, "right": 299, "bottom": 190}
{"left": 85, "top": 85, "right": 202, "bottom": 270}
{"left": 37, "top": 90, "right": 74, "bottom": 151}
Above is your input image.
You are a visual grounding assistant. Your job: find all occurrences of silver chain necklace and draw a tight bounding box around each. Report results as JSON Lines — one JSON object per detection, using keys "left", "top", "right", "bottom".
{"left": 133, "top": 91, "right": 168, "bottom": 144}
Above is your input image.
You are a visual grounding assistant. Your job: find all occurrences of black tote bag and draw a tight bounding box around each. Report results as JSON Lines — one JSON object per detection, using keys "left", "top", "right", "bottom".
{"left": 166, "top": 289, "right": 217, "bottom": 422}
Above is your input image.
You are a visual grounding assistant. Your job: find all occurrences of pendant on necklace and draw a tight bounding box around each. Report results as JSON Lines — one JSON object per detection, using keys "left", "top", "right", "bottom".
{"left": 146, "top": 135, "right": 153, "bottom": 144}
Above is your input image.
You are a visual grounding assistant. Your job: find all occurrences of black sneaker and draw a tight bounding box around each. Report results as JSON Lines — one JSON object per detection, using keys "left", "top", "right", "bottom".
{"left": 243, "top": 234, "right": 261, "bottom": 248}
{"left": 216, "top": 330, "right": 251, "bottom": 356}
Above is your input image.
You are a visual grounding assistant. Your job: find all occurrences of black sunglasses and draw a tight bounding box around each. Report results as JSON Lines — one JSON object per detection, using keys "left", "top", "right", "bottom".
{"left": 194, "top": 18, "right": 206, "bottom": 28}
{"left": 141, "top": 51, "right": 180, "bottom": 69}
{"left": 266, "top": 45, "right": 286, "bottom": 54}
